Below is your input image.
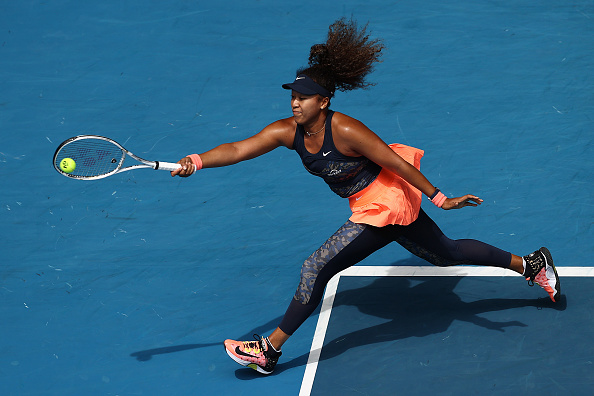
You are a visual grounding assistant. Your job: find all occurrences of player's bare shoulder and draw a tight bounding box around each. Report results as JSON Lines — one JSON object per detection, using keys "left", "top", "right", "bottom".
{"left": 330, "top": 112, "right": 378, "bottom": 156}
{"left": 331, "top": 111, "right": 374, "bottom": 140}
{"left": 331, "top": 112, "right": 368, "bottom": 135}
{"left": 261, "top": 117, "right": 297, "bottom": 148}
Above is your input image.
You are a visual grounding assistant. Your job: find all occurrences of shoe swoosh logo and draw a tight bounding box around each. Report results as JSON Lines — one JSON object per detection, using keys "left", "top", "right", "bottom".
{"left": 235, "top": 346, "right": 257, "bottom": 358}
{"left": 323, "top": 151, "right": 331, "bottom": 156}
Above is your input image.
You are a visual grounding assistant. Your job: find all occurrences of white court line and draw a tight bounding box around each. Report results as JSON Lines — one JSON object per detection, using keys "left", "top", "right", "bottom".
{"left": 298, "top": 266, "right": 593, "bottom": 396}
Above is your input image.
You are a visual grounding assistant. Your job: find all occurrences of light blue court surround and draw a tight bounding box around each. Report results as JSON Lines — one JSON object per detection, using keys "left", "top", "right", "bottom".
{"left": 1, "top": 1, "right": 592, "bottom": 395}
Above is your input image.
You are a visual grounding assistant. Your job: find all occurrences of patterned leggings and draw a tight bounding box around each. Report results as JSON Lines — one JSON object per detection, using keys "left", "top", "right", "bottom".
{"left": 278, "top": 209, "right": 511, "bottom": 335}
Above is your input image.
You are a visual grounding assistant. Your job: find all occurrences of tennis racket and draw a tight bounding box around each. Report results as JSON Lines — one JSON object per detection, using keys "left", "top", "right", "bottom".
{"left": 53, "top": 135, "right": 183, "bottom": 180}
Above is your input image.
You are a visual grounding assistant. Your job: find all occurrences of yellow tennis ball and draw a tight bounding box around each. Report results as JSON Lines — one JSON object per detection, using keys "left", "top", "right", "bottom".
{"left": 60, "top": 158, "right": 76, "bottom": 173}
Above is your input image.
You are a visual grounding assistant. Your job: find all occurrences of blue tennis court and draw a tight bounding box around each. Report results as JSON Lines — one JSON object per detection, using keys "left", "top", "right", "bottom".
{"left": 1, "top": 1, "right": 592, "bottom": 395}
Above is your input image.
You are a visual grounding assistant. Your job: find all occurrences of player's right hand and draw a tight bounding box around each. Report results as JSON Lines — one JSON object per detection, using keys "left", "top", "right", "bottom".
{"left": 171, "top": 157, "right": 196, "bottom": 177}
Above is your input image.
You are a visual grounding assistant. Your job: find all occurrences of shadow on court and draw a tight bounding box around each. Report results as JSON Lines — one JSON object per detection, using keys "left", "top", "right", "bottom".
{"left": 131, "top": 257, "right": 564, "bottom": 380}
{"left": 130, "top": 343, "right": 220, "bottom": 362}
{"left": 129, "top": 316, "right": 291, "bottom": 362}
{"left": 293, "top": 276, "right": 563, "bottom": 368}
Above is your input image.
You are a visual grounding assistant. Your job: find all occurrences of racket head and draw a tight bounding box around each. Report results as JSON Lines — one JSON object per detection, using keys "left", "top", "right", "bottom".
{"left": 53, "top": 135, "right": 127, "bottom": 180}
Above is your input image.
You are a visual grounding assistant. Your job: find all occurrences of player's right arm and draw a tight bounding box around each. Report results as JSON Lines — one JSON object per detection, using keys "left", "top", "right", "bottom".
{"left": 172, "top": 118, "right": 296, "bottom": 177}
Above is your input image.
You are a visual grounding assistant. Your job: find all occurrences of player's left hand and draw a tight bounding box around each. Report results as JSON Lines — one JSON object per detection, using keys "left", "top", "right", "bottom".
{"left": 442, "top": 195, "right": 483, "bottom": 210}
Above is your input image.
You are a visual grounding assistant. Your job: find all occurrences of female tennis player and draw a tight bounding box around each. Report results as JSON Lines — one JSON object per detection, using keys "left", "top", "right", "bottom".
{"left": 171, "top": 18, "right": 560, "bottom": 375}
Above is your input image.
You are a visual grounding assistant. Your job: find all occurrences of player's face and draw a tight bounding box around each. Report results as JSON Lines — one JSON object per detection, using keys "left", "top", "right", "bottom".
{"left": 290, "top": 91, "right": 327, "bottom": 125}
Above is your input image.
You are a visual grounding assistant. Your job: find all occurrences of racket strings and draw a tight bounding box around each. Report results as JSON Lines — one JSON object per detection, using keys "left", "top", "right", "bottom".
{"left": 55, "top": 139, "right": 124, "bottom": 178}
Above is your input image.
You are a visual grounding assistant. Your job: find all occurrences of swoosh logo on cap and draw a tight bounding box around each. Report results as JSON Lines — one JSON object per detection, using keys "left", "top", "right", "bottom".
{"left": 296, "top": 76, "right": 305, "bottom": 80}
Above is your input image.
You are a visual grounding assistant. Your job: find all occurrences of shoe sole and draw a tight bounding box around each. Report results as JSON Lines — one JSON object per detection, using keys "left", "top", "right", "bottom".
{"left": 224, "top": 344, "right": 273, "bottom": 375}
{"left": 540, "top": 247, "right": 561, "bottom": 302}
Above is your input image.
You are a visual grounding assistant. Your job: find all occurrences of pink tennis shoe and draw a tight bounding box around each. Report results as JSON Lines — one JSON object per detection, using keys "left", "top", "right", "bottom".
{"left": 523, "top": 247, "right": 561, "bottom": 302}
{"left": 224, "top": 335, "right": 281, "bottom": 375}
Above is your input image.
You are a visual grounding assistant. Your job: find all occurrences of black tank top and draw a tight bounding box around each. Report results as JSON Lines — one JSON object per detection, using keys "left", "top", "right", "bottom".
{"left": 291, "top": 111, "right": 381, "bottom": 198}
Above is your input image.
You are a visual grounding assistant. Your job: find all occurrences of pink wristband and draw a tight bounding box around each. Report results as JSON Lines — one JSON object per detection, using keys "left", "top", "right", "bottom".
{"left": 432, "top": 192, "right": 447, "bottom": 208}
{"left": 188, "top": 154, "right": 203, "bottom": 171}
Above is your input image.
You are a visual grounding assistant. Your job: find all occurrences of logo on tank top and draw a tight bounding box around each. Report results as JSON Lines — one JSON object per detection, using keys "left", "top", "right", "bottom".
{"left": 323, "top": 151, "right": 332, "bottom": 156}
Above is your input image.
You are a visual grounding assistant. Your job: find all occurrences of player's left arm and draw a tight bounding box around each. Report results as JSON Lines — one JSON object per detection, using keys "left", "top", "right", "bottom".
{"left": 334, "top": 114, "right": 482, "bottom": 210}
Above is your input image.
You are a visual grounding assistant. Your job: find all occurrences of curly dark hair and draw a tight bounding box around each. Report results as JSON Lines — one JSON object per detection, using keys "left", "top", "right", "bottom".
{"left": 297, "top": 18, "right": 385, "bottom": 97}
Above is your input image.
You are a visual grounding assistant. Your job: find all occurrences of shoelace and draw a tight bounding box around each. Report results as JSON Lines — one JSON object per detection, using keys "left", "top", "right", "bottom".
{"left": 242, "top": 341, "right": 261, "bottom": 354}
{"left": 525, "top": 252, "right": 544, "bottom": 286}
{"left": 242, "top": 334, "right": 265, "bottom": 354}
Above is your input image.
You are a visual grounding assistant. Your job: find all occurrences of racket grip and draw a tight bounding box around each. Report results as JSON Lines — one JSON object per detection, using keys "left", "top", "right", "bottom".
{"left": 155, "top": 161, "right": 182, "bottom": 171}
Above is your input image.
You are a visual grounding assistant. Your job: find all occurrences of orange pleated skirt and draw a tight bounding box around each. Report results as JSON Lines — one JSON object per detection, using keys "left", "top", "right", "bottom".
{"left": 348, "top": 144, "right": 424, "bottom": 227}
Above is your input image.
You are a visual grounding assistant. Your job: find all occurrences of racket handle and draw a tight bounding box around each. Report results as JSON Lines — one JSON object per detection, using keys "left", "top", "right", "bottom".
{"left": 155, "top": 161, "right": 182, "bottom": 171}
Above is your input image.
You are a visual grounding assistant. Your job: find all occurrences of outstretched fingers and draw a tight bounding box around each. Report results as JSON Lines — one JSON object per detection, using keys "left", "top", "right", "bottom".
{"left": 442, "top": 194, "right": 483, "bottom": 210}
